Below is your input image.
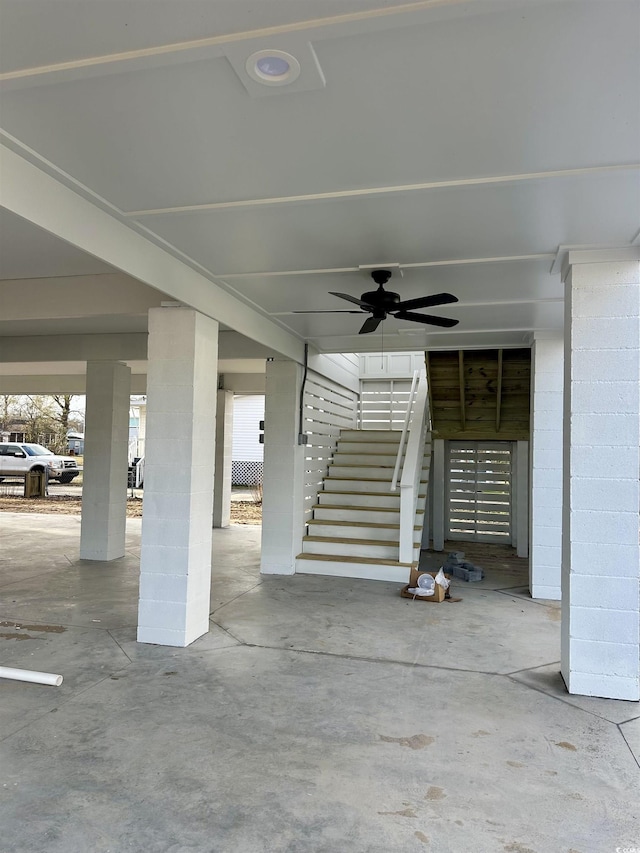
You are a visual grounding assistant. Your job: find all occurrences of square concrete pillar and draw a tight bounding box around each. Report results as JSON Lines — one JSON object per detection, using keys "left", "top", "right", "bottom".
{"left": 213, "top": 389, "right": 233, "bottom": 528}
{"left": 561, "top": 250, "right": 640, "bottom": 700}
{"left": 529, "top": 333, "right": 564, "bottom": 599}
{"left": 80, "top": 361, "right": 131, "bottom": 561}
{"left": 137, "top": 307, "right": 218, "bottom": 647}
{"left": 261, "top": 359, "right": 305, "bottom": 574}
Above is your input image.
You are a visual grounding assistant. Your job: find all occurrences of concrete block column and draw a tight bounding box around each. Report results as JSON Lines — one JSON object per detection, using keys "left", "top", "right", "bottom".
{"left": 80, "top": 360, "right": 131, "bottom": 561}
{"left": 561, "top": 249, "right": 640, "bottom": 700}
{"left": 529, "top": 333, "right": 564, "bottom": 599}
{"left": 137, "top": 307, "right": 218, "bottom": 647}
{"left": 261, "top": 359, "right": 305, "bottom": 574}
{"left": 213, "top": 389, "right": 233, "bottom": 528}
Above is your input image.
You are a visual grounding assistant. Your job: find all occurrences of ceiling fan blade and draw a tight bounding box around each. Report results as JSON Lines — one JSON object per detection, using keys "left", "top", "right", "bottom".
{"left": 291, "top": 310, "right": 362, "bottom": 314}
{"left": 394, "top": 310, "right": 459, "bottom": 328}
{"left": 395, "top": 293, "right": 459, "bottom": 311}
{"left": 359, "top": 316, "right": 384, "bottom": 334}
{"left": 329, "top": 291, "right": 374, "bottom": 309}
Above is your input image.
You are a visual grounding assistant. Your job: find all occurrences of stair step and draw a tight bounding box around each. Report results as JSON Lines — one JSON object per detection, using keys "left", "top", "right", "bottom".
{"left": 329, "top": 465, "right": 397, "bottom": 479}
{"left": 312, "top": 504, "right": 425, "bottom": 523}
{"left": 295, "top": 553, "right": 413, "bottom": 583}
{"left": 319, "top": 491, "right": 401, "bottom": 508}
{"left": 340, "top": 430, "right": 402, "bottom": 442}
{"left": 332, "top": 451, "right": 431, "bottom": 465}
{"left": 307, "top": 519, "right": 420, "bottom": 542}
{"left": 303, "top": 535, "right": 419, "bottom": 560}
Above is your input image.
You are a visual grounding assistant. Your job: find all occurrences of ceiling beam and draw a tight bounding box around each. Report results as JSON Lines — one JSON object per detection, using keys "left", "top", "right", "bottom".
{"left": 0, "top": 145, "right": 304, "bottom": 364}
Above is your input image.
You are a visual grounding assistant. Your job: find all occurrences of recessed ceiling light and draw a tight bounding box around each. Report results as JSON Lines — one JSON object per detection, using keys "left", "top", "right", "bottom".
{"left": 246, "top": 50, "right": 301, "bottom": 86}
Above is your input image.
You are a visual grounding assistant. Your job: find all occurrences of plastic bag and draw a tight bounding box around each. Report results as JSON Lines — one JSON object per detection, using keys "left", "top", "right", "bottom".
{"left": 434, "top": 567, "right": 450, "bottom": 590}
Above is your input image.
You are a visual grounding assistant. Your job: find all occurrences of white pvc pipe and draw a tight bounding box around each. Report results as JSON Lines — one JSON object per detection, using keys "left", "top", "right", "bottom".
{"left": 0, "top": 665, "right": 63, "bottom": 686}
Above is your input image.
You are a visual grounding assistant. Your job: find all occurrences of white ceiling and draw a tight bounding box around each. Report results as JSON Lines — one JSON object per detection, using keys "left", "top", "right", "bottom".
{"left": 0, "top": 0, "right": 638, "bottom": 356}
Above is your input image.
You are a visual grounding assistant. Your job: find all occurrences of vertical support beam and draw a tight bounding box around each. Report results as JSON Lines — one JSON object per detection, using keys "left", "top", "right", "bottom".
{"left": 137, "top": 307, "right": 218, "bottom": 647}
{"left": 496, "top": 349, "right": 503, "bottom": 432}
{"left": 80, "top": 361, "right": 131, "bottom": 561}
{"left": 261, "top": 359, "right": 305, "bottom": 575}
{"left": 425, "top": 352, "right": 435, "bottom": 431}
{"left": 529, "top": 333, "right": 563, "bottom": 599}
{"left": 213, "top": 389, "right": 233, "bottom": 528}
{"left": 432, "top": 438, "right": 446, "bottom": 551}
{"left": 458, "top": 351, "right": 466, "bottom": 431}
{"left": 515, "top": 440, "right": 529, "bottom": 558}
{"left": 561, "top": 250, "right": 640, "bottom": 700}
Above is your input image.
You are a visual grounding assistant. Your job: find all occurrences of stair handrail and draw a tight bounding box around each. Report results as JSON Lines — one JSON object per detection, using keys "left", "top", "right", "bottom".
{"left": 390, "top": 369, "right": 420, "bottom": 492}
{"left": 398, "top": 369, "right": 429, "bottom": 563}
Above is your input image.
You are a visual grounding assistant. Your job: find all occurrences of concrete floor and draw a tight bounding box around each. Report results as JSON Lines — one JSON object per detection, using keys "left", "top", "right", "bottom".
{"left": 0, "top": 513, "right": 638, "bottom": 853}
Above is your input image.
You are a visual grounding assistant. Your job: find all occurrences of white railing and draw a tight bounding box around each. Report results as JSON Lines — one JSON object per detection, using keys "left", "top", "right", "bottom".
{"left": 397, "top": 369, "right": 430, "bottom": 563}
{"left": 390, "top": 370, "right": 419, "bottom": 491}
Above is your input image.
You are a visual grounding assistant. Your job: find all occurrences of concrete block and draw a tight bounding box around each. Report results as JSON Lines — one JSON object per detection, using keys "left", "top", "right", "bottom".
{"left": 572, "top": 349, "right": 638, "bottom": 381}
{"left": 571, "top": 413, "right": 638, "bottom": 447}
{"left": 571, "top": 283, "right": 640, "bottom": 317}
{"left": 569, "top": 509, "right": 638, "bottom": 546}
{"left": 569, "top": 445, "right": 639, "bottom": 479}
{"left": 565, "top": 670, "right": 639, "bottom": 701}
{"left": 570, "top": 381, "right": 639, "bottom": 414}
{"left": 530, "top": 584, "right": 561, "bottom": 601}
{"left": 137, "top": 600, "right": 188, "bottom": 632}
{"left": 531, "top": 486, "right": 562, "bottom": 508}
{"left": 532, "top": 505, "right": 562, "bottom": 528}
{"left": 570, "top": 639, "right": 639, "bottom": 679}
{"left": 571, "top": 575, "right": 639, "bottom": 610}
{"left": 570, "top": 477, "right": 638, "bottom": 512}
{"left": 531, "top": 525, "right": 562, "bottom": 547}
{"left": 137, "top": 626, "right": 191, "bottom": 647}
{"left": 531, "top": 447, "right": 563, "bottom": 470}
{"left": 569, "top": 542, "right": 640, "bottom": 576}
{"left": 139, "top": 572, "right": 189, "bottom": 602}
{"left": 570, "top": 606, "right": 639, "bottom": 642}
{"left": 139, "top": 545, "right": 188, "bottom": 576}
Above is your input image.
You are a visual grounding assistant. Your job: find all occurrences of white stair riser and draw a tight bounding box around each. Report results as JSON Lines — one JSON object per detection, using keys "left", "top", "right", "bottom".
{"left": 332, "top": 451, "right": 431, "bottom": 464}
{"left": 337, "top": 441, "right": 431, "bottom": 452}
{"left": 319, "top": 491, "right": 401, "bottom": 508}
{"left": 323, "top": 478, "right": 394, "bottom": 493}
{"left": 308, "top": 522, "right": 401, "bottom": 541}
{"left": 295, "top": 557, "right": 411, "bottom": 583}
{"left": 336, "top": 443, "right": 400, "bottom": 455}
{"left": 313, "top": 507, "right": 403, "bottom": 524}
{"left": 329, "top": 465, "right": 395, "bottom": 480}
{"left": 339, "top": 430, "right": 402, "bottom": 443}
{"left": 303, "top": 539, "right": 400, "bottom": 559}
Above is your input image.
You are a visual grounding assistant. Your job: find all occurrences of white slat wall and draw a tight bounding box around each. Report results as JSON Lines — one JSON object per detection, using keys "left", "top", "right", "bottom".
{"left": 446, "top": 441, "right": 513, "bottom": 542}
{"left": 303, "top": 371, "right": 358, "bottom": 522}
{"left": 358, "top": 379, "right": 413, "bottom": 429}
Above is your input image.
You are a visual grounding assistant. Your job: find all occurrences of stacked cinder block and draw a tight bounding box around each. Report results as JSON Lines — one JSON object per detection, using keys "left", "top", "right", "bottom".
{"left": 443, "top": 551, "right": 484, "bottom": 582}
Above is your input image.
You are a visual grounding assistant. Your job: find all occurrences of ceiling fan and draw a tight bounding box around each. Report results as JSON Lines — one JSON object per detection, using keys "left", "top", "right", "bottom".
{"left": 295, "top": 269, "right": 459, "bottom": 334}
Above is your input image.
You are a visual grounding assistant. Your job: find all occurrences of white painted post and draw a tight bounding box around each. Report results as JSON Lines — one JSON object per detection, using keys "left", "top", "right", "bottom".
{"left": 213, "top": 389, "right": 233, "bottom": 528}
{"left": 260, "top": 360, "right": 305, "bottom": 575}
{"left": 137, "top": 307, "right": 218, "bottom": 647}
{"left": 432, "top": 439, "right": 446, "bottom": 551}
{"left": 80, "top": 361, "right": 131, "bottom": 561}
{"left": 529, "top": 334, "right": 564, "bottom": 599}
{"left": 515, "top": 441, "right": 529, "bottom": 559}
{"left": 561, "top": 249, "right": 640, "bottom": 700}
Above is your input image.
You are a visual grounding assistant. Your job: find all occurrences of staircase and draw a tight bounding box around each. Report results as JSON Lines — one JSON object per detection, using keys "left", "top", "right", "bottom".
{"left": 295, "top": 429, "right": 431, "bottom": 582}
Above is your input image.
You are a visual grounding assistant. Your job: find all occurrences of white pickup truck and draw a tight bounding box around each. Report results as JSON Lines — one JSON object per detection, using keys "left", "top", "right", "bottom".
{"left": 0, "top": 442, "right": 82, "bottom": 484}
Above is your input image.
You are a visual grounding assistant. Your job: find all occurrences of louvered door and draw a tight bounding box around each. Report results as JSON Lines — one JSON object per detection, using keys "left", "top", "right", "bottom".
{"left": 446, "top": 441, "right": 513, "bottom": 542}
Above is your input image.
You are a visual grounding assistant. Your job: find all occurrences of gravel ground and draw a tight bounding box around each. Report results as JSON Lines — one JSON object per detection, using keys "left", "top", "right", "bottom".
{"left": 0, "top": 486, "right": 262, "bottom": 524}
